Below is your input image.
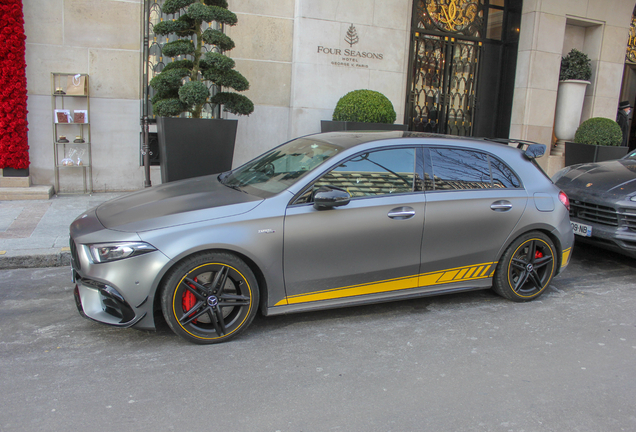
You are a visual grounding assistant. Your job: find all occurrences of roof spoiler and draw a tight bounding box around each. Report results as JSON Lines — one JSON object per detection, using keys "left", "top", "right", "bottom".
{"left": 485, "top": 138, "right": 546, "bottom": 159}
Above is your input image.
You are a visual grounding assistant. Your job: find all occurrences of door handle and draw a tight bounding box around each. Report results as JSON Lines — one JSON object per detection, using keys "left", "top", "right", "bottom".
{"left": 491, "top": 200, "right": 512, "bottom": 212}
{"left": 388, "top": 206, "right": 416, "bottom": 219}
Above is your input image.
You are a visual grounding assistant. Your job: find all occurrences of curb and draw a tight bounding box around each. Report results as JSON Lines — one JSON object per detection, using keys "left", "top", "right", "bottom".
{"left": 0, "top": 249, "right": 71, "bottom": 269}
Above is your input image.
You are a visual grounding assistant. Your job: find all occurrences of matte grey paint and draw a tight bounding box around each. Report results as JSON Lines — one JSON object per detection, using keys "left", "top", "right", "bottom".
{"left": 70, "top": 132, "right": 574, "bottom": 334}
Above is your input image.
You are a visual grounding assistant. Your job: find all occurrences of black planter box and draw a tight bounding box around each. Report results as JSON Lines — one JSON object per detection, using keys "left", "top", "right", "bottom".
{"left": 321, "top": 120, "right": 408, "bottom": 132}
{"left": 565, "top": 142, "right": 629, "bottom": 166}
{"left": 2, "top": 167, "right": 29, "bottom": 177}
{"left": 157, "top": 117, "right": 237, "bottom": 183}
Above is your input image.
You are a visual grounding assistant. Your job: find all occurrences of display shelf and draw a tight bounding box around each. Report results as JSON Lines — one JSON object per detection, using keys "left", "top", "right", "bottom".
{"left": 51, "top": 72, "right": 92, "bottom": 194}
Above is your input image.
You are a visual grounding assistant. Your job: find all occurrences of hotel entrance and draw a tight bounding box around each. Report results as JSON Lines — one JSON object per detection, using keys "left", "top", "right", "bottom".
{"left": 406, "top": 0, "right": 521, "bottom": 138}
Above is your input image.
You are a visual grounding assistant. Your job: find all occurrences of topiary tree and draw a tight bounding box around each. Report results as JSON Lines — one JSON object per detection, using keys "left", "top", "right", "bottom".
{"left": 574, "top": 117, "right": 622, "bottom": 146}
{"left": 333, "top": 89, "right": 397, "bottom": 124}
{"left": 150, "top": 0, "right": 253, "bottom": 118}
{"left": 560, "top": 48, "right": 592, "bottom": 81}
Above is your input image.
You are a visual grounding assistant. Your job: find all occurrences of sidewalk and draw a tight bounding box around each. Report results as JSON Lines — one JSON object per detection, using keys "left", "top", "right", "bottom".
{"left": 0, "top": 192, "right": 126, "bottom": 269}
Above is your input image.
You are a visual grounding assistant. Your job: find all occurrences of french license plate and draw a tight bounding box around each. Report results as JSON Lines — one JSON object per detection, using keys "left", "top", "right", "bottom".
{"left": 571, "top": 221, "right": 592, "bottom": 237}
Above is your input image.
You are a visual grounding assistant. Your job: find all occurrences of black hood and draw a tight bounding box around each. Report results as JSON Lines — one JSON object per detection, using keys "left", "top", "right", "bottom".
{"left": 556, "top": 159, "right": 636, "bottom": 199}
{"left": 95, "top": 175, "right": 262, "bottom": 232}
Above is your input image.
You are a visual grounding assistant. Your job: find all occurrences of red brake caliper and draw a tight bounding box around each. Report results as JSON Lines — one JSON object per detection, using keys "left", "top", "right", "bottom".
{"left": 182, "top": 277, "right": 198, "bottom": 323}
{"left": 535, "top": 250, "right": 543, "bottom": 259}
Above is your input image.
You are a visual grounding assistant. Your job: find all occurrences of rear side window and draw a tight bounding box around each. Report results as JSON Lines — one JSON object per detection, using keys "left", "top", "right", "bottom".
{"left": 428, "top": 148, "right": 520, "bottom": 190}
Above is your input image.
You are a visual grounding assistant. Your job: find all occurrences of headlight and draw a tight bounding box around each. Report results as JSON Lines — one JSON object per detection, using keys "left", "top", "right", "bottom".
{"left": 89, "top": 242, "right": 157, "bottom": 263}
{"left": 630, "top": 195, "right": 636, "bottom": 202}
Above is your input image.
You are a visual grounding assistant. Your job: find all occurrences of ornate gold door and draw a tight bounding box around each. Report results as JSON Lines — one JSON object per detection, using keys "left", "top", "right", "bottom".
{"left": 406, "top": 0, "right": 485, "bottom": 136}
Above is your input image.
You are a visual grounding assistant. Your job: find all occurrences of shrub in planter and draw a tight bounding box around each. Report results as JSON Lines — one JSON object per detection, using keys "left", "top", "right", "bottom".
{"left": 332, "top": 89, "right": 397, "bottom": 124}
{"left": 559, "top": 48, "right": 592, "bottom": 81}
{"left": 150, "top": 0, "right": 254, "bottom": 118}
{"left": 574, "top": 117, "right": 622, "bottom": 146}
{"left": 565, "top": 117, "right": 627, "bottom": 166}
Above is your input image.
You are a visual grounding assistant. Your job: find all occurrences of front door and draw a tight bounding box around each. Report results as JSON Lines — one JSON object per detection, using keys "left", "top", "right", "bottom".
{"left": 281, "top": 147, "right": 425, "bottom": 307}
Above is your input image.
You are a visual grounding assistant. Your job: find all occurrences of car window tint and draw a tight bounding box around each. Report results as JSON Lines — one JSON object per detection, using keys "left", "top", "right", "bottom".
{"left": 294, "top": 148, "right": 417, "bottom": 204}
{"left": 429, "top": 148, "right": 493, "bottom": 190}
{"left": 490, "top": 157, "right": 521, "bottom": 188}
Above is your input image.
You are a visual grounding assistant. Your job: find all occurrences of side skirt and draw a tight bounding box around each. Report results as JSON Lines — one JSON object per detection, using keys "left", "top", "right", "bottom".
{"left": 262, "top": 281, "right": 492, "bottom": 316}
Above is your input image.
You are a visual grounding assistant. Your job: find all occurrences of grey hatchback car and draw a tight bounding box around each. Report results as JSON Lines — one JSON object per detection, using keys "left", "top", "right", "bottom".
{"left": 71, "top": 132, "right": 574, "bottom": 344}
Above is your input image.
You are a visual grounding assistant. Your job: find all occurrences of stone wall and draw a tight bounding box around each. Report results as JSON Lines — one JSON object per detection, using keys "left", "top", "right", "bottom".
{"left": 24, "top": 0, "right": 146, "bottom": 191}
{"left": 511, "top": 0, "right": 634, "bottom": 147}
{"left": 20, "top": 0, "right": 636, "bottom": 190}
{"left": 226, "top": 0, "right": 412, "bottom": 167}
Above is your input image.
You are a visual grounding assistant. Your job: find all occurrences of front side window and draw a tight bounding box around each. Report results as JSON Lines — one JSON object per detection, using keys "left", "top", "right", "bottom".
{"left": 428, "top": 147, "right": 520, "bottom": 190}
{"left": 294, "top": 148, "right": 419, "bottom": 204}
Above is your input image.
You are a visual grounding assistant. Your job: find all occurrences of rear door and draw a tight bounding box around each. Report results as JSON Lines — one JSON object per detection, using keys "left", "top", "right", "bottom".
{"left": 419, "top": 147, "right": 528, "bottom": 286}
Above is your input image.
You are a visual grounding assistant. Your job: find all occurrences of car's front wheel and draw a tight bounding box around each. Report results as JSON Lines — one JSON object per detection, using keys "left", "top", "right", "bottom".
{"left": 160, "top": 252, "right": 259, "bottom": 344}
{"left": 493, "top": 231, "right": 557, "bottom": 302}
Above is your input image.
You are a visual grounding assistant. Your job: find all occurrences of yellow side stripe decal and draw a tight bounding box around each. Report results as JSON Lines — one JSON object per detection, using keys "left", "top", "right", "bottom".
{"left": 275, "top": 262, "right": 497, "bottom": 306}
{"left": 561, "top": 247, "right": 572, "bottom": 268}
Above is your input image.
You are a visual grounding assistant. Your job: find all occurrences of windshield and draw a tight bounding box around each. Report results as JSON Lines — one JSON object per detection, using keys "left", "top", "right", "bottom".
{"left": 624, "top": 149, "right": 636, "bottom": 160}
{"left": 220, "top": 137, "right": 341, "bottom": 197}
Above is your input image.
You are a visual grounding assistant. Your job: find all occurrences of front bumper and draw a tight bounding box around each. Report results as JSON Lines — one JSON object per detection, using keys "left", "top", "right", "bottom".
{"left": 73, "top": 275, "right": 146, "bottom": 328}
{"left": 71, "top": 241, "right": 171, "bottom": 330}
{"left": 70, "top": 210, "right": 172, "bottom": 330}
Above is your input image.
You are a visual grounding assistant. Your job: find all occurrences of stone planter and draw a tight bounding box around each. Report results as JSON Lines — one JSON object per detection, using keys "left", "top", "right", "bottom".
{"left": 321, "top": 120, "right": 407, "bottom": 132}
{"left": 564, "top": 141, "right": 629, "bottom": 166}
{"left": 157, "top": 117, "right": 237, "bottom": 183}
{"left": 2, "top": 167, "right": 29, "bottom": 177}
{"left": 554, "top": 80, "right": 590, "bottom": 141}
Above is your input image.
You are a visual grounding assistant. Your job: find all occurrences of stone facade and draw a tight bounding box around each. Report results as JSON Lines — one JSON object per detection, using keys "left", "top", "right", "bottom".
{"left": 16, "top": 0, "right": 636, "bottom": 191}
{"left": 511, "top": 0, "right": 634, "bottom": 173}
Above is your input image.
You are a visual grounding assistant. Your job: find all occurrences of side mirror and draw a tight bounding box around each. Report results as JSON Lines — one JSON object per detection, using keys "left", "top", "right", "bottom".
{"left": 313, "top": 186, "right": 350, "bottom": 210}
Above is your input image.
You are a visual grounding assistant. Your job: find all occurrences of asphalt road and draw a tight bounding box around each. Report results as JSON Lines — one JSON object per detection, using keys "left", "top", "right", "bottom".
{"left": 0, "top": 242, "right": 635, "bottom": 432}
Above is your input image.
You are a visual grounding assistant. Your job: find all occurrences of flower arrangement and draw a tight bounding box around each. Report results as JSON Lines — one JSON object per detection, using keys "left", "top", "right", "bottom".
{"left": 150, "top": 0, "right": 253, "bottom": 118}
{"left": 0, "top": 0, "right": 29, "bottom": 170}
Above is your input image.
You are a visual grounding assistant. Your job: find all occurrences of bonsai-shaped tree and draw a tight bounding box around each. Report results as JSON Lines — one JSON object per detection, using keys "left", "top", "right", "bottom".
{"left": 150, "top": 0, "right": 253, "bottom": 118}
{"left": 574, "top": 117, "right": 622, "bottom": 146}
{"left": 333, "top": 90, "right": 397, "bottom": 124}
{"left": 559, "top": 48, "right": 592, "bottom": 81}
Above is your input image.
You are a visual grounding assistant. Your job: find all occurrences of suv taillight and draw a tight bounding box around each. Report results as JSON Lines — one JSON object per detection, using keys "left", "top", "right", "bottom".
{"left": 558, "top": 191, "right": 570, "bottom": 211}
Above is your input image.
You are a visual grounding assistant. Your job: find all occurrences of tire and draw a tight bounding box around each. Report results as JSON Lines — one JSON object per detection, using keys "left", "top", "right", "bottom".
{"left": 493, "top": 231, "right": 557, "bottom": 302}
{"left": 161, "top": 251, "right": 259, "bottom": 344}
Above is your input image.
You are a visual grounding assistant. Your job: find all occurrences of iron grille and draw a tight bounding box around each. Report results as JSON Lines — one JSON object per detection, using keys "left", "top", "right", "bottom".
{"left": 570, "top": 200, "right": 618, "bottom": 227}
{"left": 619, "top": 210, "right": 636, "bottom": 232}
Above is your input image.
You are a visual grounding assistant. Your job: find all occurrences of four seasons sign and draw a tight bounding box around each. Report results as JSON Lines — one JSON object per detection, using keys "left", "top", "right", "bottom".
{"left": 316, "top": 24, "right": 385, "bottom": 69}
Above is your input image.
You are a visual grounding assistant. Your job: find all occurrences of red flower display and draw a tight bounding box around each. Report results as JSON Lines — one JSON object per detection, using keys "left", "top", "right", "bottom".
{"left": 0, "top": 0, "right": 29, "bottom": 169}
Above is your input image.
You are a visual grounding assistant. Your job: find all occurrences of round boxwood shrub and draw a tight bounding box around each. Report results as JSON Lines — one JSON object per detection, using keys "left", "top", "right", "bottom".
{"left": 574, "top": 117, "right": 622, "bottom": 146}
{"left": 332, "top": 90, "right": 397, "bottom": 124}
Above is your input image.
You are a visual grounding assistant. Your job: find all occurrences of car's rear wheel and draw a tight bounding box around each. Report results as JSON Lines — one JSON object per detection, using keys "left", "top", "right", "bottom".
{"left": 161, "top": 252, "right": 259, "bottom": 344}
{"left": 493, "top": 231, "right": 557, "bottom": 302}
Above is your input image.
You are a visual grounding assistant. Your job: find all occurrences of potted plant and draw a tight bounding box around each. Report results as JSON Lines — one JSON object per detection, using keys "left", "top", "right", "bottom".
{"left": 150, "top": 0, "right": 254, "bottom": 182}
{"left": 565, "top": 117, "right": 628, "bottom": 166}
{"left": 321, "top": 89, "right": 407, "bottom": 132}
{"left": 554, "top": 49, "right": 592, "bottom": 142}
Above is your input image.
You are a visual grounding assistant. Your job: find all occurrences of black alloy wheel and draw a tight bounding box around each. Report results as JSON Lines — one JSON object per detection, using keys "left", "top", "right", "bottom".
{"left": 161, "top": 252, "right": 259, "bottom": 344}
{"left": 493, "top": 231, "right": 557, "bottom": 302}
